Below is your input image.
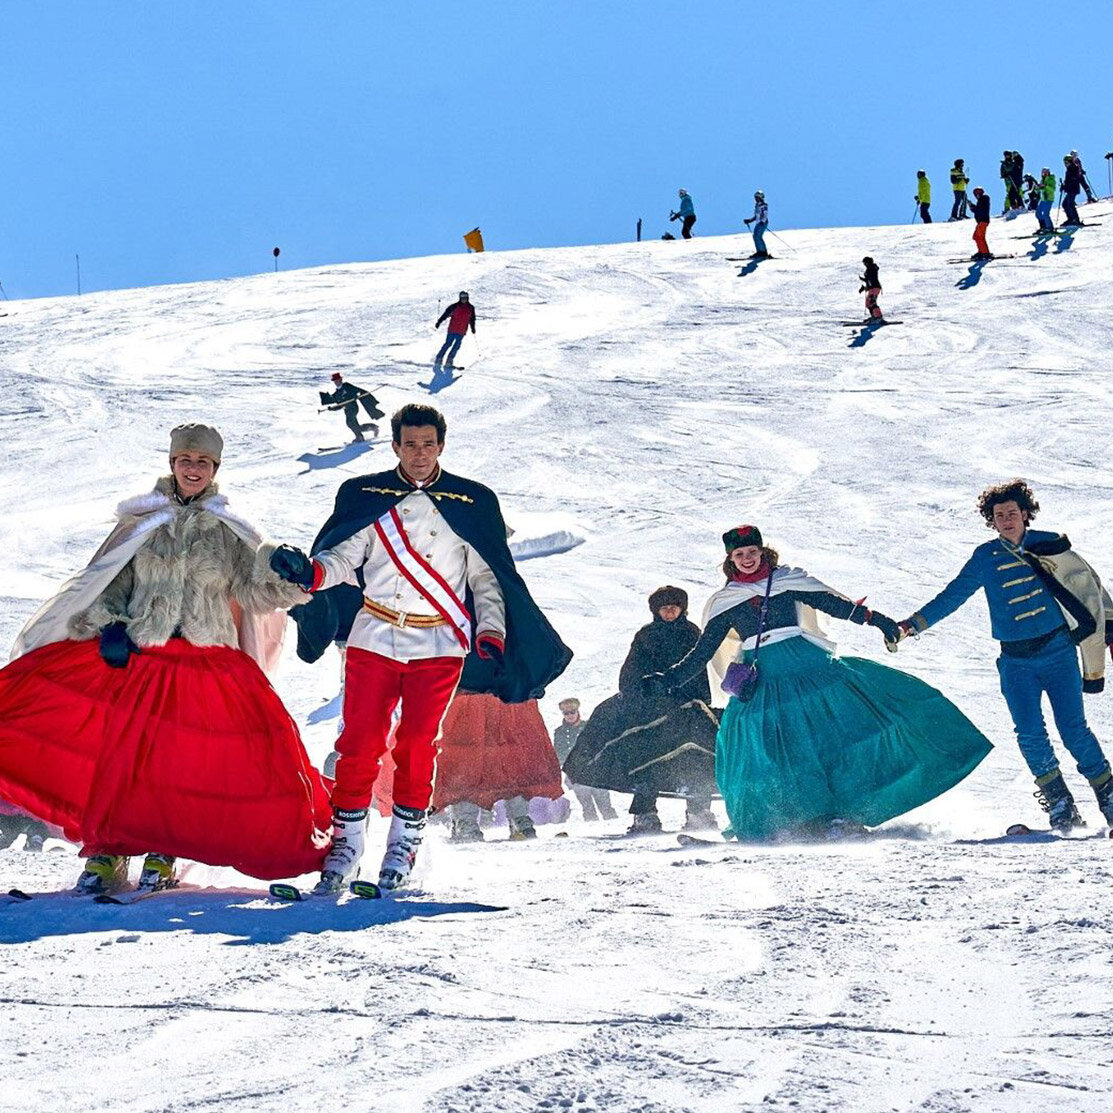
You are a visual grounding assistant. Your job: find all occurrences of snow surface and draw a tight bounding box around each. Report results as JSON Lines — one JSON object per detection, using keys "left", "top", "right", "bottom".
{"left": 2, "top": 206, "right": 1113, "bottom": 1112}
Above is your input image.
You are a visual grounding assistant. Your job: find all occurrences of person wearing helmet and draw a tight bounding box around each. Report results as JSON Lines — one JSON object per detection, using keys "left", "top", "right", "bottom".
{"left": 1036, "top": 168, "right": 1057, "bottom": 232}
{"left": 743, "top": 190, "right": 770, "bottom": 258}
{"left": 915, "top": 170, "right": 932, "bottom": 223}
{"left": 670, "top": 189, "right": 697, "bottom": 239}
{"left": 969, "top": 187, "right": 992, "bottom": 258}
{"left": 949, "top": 159, "right": 969, "bottom": 221}
{"left": 1070, "top": 150, "right": 1097, "bottom": 204}
{"left": 433, "top": 291, "right": 477, "bottom": 371}
{"left": 1008, "top": 151, "right": 1025, "bottom": 212}
{"left": 1061, "top": 156, "right": 1084, "bottom": 227}
{"left": 859, "top": 257, "right": 883, "bottom": 322}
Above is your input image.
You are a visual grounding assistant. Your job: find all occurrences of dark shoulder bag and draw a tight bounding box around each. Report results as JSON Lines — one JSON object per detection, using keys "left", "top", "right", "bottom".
{"left": 721, "top": 572, "right": 775, "bottom": 702}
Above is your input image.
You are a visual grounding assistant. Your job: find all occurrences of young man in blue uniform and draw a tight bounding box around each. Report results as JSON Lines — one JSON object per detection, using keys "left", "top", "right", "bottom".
{"left": 897, "top": 480, "right": 1113, "bottom": 831}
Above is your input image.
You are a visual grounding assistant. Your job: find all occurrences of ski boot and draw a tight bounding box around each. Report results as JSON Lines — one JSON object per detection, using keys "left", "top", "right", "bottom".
{"left": 378, "top": 805, "right": 426, "bottom": 892}
{"left": 448, "top": 815, "right": 485, "bottom": 843}
{"left": 74, "top": 854, "right": 130, "bottom": 895}
{"left": 1034, "top": 769, "right": 1084, "bottom": 833}
{"left": 1089, "top": 767, "right": 1113, "bottom": 828}
{"left": 508, "top": 814, "right": 537, "bottom": 842}
{"left": 313, "top": 808, "right": 368, "bottom": 896}
{"left": 627, "top": 811, "right": 663, "bottom": 836}
{"left": 24, "top": 832, "right": 45, "bottom": 853}
{"left": 682, "top": 805, "right": 718, "bottom": 833}
{"left": 137, "top": 853, "right": 178, "bottom": 893}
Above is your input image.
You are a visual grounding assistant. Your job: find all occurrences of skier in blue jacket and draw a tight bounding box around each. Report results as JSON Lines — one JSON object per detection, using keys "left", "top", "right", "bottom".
{"left": 670, "top": 190, "right": 697, "bottom": 239}
{"left": 896, "top": 479, "right": 1113, "bottom": 832}
{"left": 743, "top": 191, "right": 769, "bottom": 258}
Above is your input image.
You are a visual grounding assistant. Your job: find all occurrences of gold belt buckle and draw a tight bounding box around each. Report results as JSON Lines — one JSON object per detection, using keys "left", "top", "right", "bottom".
{"left": 396, "top": 609, "right": 409, "bottom": 629}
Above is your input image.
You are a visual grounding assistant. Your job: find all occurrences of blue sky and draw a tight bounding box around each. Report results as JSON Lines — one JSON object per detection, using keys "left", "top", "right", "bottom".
{"left": 2, "top": 1, "right": 1111, "bottom": 299}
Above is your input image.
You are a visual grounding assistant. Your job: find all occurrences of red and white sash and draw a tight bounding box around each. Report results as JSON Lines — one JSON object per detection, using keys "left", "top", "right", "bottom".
{"left": 373, "top": 506, "right": 472, "bottom": 649}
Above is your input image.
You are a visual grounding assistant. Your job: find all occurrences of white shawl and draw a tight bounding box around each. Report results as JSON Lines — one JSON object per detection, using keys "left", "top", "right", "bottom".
{"left": 700, "top": 566, "right": 849, "bottom": 707}
{"left": 11, "top": 487, "right": 287, "bottom": 677}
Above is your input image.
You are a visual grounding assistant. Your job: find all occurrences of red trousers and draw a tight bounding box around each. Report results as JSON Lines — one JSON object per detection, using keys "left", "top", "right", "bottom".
{"left": 333, "top": 649, "right": 463, "bottom": 811}
{"left": 973, "top": 222, "right": 989, "bottom": 255}
{"left": 864, "top": 287, "right": 882, "bottom": 320}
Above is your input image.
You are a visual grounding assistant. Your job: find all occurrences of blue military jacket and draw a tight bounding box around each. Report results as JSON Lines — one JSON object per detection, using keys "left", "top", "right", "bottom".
{"left": 914, "top": 529, "right": 1066, "bottom": 643}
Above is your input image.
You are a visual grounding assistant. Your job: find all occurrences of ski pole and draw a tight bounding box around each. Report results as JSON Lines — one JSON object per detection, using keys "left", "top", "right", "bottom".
{"left": 0, "top": 280, "right": 8, "bottom": 300}
{"left": 1055, "top": 186, "right": 1063, "bottom": 228}
{"left": 317, "top": 387, "right": 386, "bottom": 413}
{"left": 911, "top": 203, "right": 919, "bottom": 224}
{"left": 766, "top": 228, "right": 795, "bottom": 253}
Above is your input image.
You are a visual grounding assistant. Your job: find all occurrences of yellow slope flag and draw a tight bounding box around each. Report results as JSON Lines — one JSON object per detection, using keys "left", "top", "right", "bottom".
{"left": 463, "top": 227, "right": 485, "bottom": 253}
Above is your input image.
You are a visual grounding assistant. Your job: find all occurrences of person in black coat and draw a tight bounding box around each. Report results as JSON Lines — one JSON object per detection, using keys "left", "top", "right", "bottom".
{"left": 1062, "top": 155, "right": 1084, "bottom": 227}
{"left": 562, "top": 586, "right": 719, "bottom": 834}
{"left": 319, "top": 373, "right": 384, "bottom": 443}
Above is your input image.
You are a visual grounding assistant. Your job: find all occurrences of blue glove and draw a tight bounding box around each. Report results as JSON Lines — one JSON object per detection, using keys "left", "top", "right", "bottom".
{"left": 270, "top": 544, "right": 315, "bottom": 589}
{"left": 99, "top": 622, "right": 139, "bottom": 669}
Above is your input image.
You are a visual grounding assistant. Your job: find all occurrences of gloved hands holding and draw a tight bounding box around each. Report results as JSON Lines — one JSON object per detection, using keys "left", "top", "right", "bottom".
{"left": 99, "top": 621, "right": 139, "bottom": 669}
{"left": 269, "top": 544, "right": 316, "bottom": 590}
{"left": 867, "top": 611, "right": 903, "bottom": 651}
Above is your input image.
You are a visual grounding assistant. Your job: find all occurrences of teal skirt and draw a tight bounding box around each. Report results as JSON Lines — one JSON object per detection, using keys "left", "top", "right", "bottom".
{"left": 716, "top": 636, "right": 992, "bottom": 841}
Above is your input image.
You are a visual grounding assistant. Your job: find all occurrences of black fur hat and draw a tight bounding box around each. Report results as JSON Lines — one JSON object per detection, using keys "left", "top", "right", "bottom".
{"left": 648, "top": 585, "right": 688, "bottom": 615}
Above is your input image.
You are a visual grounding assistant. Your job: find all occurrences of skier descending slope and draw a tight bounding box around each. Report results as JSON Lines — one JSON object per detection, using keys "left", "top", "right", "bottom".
{"left": 0, "top": 424, "right": 332, "bottom": 895}
{"left": 859, "top": 257, "right": 883, "bottom": 322}
{"left": 320, "top": 372, "right": 383, "bottom": 443}
{"left": 641, "top": 525, "right": 993, "bottom": 842}
{"left": 969, "top": 187, "right": 993, "bottom": 258}
{"left": 433, "top": 291, "right": 476, "bottom": 371}
{"left": 894, "top": 479, "right": 1113, "bottom": 833}
{"left": 272, "top": 403, "right": 571, "bottom": 895}
{"left": 743, "top": 191, "right": 770, "bottom": 258}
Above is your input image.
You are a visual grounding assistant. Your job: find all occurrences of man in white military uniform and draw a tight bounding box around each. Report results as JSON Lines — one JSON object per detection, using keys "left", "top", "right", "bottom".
{"left": 272, "top": 404, "right": 508, "bottom": 894}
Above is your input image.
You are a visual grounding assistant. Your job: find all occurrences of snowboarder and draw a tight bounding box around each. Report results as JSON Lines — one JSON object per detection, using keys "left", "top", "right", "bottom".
{"left": 743, "top": 190, "right": 770, "bottom": 257}
{"left": 553, "top": 698, "right": 617, "bottom": 822}
{"left": 859, "top": 257, "right": 883, "bottom": 322}
{"left": 0, "top": 424, "right": 332, "bottom": 895}
{"left": 563, "top": 585, "right": 720, "bottom": 835}
{"left": 915, "top": 170, "right": 932, "bottom": 223}
{"left": 1036, "top": 168, "right": 1057, "bottom": 232}
{"left": 969, "top": 187, "right": 992, "bottom": 258}
{"left": 949, "top": 159, "right": 969, "bottom": 220}
{"left": 641, "top": 525, "right": 992, "bottom": 842}
{"left": 893, "top": 479, "right": 1113, "bottom": 833}
{"left": 433, "top": 291, "right": 476, "bottom": 370}
{"left": 274, "top": 403, "right": 572, "bottom": 894}
{"left": 670, "top": 189, "right": 697, "bottom": 239}
{"left": 1070, "top": 150, "right": 1097, "bottom": 204}
{"left": 1062, "top": 155, "right": 1084, "bottom": 227}
{"left": 320, "top": 373, "right": 383, "bottom": 443}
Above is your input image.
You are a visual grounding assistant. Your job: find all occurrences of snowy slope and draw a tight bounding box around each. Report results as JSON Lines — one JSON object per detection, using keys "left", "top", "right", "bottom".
{"left": 2, "top": 205, "right": 1113, "bottom": 1112}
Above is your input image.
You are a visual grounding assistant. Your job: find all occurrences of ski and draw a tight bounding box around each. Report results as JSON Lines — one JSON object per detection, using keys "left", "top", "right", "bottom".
{"left": 946, "top": 255, "right": 1018, "bottom": 263}
{"left": 726, "top": 256, "right": 774, "bottom": 262}
{"left": 94, "top": 881, "right": 183, "bottom": 905}
{"left": 676, "top": 832, "right": 726, "bottom": 847}
{"left": 838, "top": 320, "right": 904, "bottom": 327}
{"left": 268, "top": 882, "right": 310, "bottom": 902}
{"left": 349, "top": 880, "right": 384, "bottom": 900}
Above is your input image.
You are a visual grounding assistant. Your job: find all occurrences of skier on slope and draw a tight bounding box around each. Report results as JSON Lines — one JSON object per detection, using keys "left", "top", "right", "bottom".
{"left": 1008, "top": 151, "right": 1025, "bottom": 212}
{"left": 272, "top": 403, "right": 571, "bottom": 895}
{"left": 1036, "top": 168, "right": 1057, "bottom": 232}
{"left": 949, "top": 159, "right": 969, "bottom": 220}
{"left": 915, "top": 170, "right": 932, "bottom": 223}
{"left": 563, "top": 585, "right": 719, "bottom": 835}
{"left": 433, "top": 291, "right": 476, "bottom": 371}
{"left": 640, "top": 525, "right": 991, "bottom": 842}
{"left": 670, "top": 189, "right": 697, "bottom": 239}
{"left": 1062, "top": 155, "right": 1084, "bottom": 227}
{"left": 1069, "top": 150, "right": 1097, "bottom": 204}
{"left": 969, "top": 187, "right": 992, "bottom": 258}
{"left": 859, "top": 257, "right": 883, "bottom": 322}
{"left": 892, "top": 479, "right": 1113, "bottom": 833}
{"left": 0, "top": 424, "right": 331, "bottom": 895}
{"left": 553, "top": 698, "right": 617, "bottom": 823}
{"left": 743, "top": 191, "right": 770, "bottom": 258}
{"left": 320, "top": 373, "right": 383, "bottom": 443}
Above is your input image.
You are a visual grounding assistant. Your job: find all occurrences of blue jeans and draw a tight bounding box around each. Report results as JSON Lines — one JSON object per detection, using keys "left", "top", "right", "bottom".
{"left": 1035, "top": 199, "right": 1053, "bottom": 230}
{"left": 435, "top": 331, "right": 465, "bottom": 367}
{"left": 996, "top": 631, "right": 1109, "bottom": 779}
{"left": 752, "top": 221, "right": 768, "bottom": 254}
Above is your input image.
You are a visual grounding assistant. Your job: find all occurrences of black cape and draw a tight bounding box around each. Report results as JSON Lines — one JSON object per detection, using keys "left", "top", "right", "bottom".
{"left": 289, "top": 466, "right": 572, "bottom": 703}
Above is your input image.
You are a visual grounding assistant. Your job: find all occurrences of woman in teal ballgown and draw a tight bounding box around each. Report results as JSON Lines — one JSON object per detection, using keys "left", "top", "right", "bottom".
{"left": 642, "top": 525, "right": 993, "bottom": 840}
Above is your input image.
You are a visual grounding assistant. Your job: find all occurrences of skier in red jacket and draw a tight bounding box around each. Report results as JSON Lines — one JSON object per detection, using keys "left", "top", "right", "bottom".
{"left": 433, "top": 292, "right": 476, "bottom": 370}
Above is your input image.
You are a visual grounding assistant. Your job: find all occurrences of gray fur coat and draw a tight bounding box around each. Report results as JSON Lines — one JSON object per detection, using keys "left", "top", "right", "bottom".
{"left": 69, "top": 477, "right": 304, "bottom": 649}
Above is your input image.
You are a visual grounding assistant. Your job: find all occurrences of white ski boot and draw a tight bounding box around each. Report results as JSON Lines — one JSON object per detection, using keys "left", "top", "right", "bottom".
{"left": 313, "top": 808, "right": 368, "bottom": 896}
{"left": 378, "top": 805, "right": 426, "bottom": 892}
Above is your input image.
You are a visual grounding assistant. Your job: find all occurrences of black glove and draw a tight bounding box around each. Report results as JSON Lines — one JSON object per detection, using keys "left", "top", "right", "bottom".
{"left": 99, "top": 622, "right": 139, "bottom": 669}
{"left": 868, "top": 612, "right": 902, "bottom": 647}
{"left": 319, "top": 392, "right": 330, "bottom": 405}
{"left": 269, "top": 544, "right": 315, "bottom": 589}
{"left": 744, "top": 218, "right": 753, "bottom": 225}
{"left": 639, "top": 672, "right": 672, "bottom": 698}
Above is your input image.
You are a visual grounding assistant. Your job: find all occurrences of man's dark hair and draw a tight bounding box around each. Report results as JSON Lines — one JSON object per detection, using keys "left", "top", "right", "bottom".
{"left": 391, "top": 403, "right": 447, "bottom": 445}
{"left": 977, "top": 478, "right": 1040, "bottom": 528}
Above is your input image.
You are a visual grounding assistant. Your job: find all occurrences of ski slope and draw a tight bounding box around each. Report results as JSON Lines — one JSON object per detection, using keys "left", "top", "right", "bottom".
{"left": 2, "top": 205, "right": 1113, "bottom": 1112}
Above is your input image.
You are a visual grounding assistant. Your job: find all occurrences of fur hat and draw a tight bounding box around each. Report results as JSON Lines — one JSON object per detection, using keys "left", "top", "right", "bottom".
{"left": 331, "top": 372, "right": 343, "bottom": 382}
{"left": 169, "top": 423, "right": 223, "bottom": 463}
{"left": 722, "top": 524, "right": 763, "bottom": 552}
{"left": 648, "top": 585, "right": 688, "bottom": 615}
{"left": 558, "top": 697, "right": 580, "bottom": 713}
